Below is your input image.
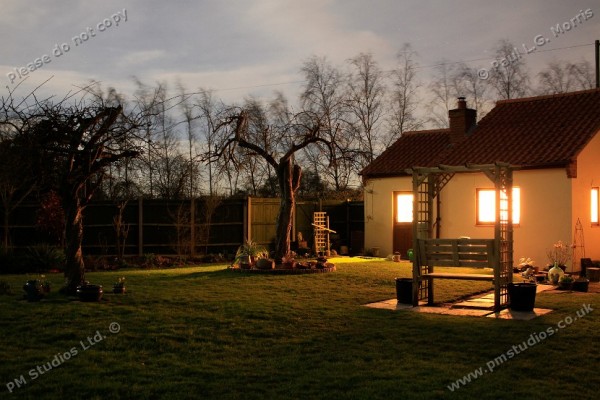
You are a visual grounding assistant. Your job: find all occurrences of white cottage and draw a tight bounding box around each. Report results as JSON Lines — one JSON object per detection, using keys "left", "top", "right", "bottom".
{"left": 361, "top": 89, "right": 600, "bottom": 272}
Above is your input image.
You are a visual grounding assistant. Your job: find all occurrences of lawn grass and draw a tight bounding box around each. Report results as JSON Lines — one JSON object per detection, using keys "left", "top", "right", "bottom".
{"left": 0, "top": 260, "right": 598, "bottom": 399}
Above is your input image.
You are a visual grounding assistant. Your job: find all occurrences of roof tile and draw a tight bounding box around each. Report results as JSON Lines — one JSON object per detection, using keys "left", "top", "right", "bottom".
{"left": 362, "top": 89, "right": 600, "bottom": 178}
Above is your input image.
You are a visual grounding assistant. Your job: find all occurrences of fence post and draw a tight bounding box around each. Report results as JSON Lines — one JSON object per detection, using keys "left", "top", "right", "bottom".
{"left": 190, "top": 198, "right": 196, "bottom": 257}
{"left": 244, "top": 196, "right": 252, "bottom": 241}
{"left": 138, "top": 197, "right": 143, "bottom": 257}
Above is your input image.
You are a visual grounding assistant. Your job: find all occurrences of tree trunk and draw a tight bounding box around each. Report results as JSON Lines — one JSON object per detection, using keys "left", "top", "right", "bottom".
{"left": 274, "top": 159, "right": 302, "bottom": 262}
{"left": 62, "top": 197, "right": 85, "bottom": 294}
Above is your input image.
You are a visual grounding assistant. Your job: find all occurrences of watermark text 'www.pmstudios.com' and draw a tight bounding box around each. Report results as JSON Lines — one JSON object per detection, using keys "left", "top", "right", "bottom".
{"left": 6, "top": 9, "right": 128, "bottom": 85}
{"left": 447, "top": 303, "right": 593, "bottom": 392}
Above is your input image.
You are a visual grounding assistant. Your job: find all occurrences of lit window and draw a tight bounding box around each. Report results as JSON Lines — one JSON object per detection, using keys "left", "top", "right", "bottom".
{"left": 477, "top": 188, "right": 520, "bottom": 224}
{"left": 395, "top": 193, "right": 413, "bottom": 223}
{"left": 592, "top": 188, "right": 599, "bottom": 225}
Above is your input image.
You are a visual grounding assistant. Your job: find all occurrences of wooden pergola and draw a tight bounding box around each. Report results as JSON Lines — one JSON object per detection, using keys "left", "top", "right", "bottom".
{"left": 407, "top": 163, "right": 515, "bottom": 312}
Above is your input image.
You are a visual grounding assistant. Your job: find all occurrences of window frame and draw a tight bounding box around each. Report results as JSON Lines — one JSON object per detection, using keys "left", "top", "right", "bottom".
{"left": 476, "top": 187, "right": 520, "bottom": 226}
{"left": 592, "top": 187, "right": 599, "bottom": 226}
{"left": 393, "top": 191, "right": 413, "bottom": 224}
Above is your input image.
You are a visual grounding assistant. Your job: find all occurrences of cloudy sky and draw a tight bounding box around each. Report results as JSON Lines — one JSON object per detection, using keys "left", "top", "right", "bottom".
{"left": 2, "top": 0, "right": 599, "bottom": 103}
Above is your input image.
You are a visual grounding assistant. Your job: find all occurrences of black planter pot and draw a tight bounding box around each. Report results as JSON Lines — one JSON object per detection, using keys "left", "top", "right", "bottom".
{"left": 508, "top": 283, "right": 537, "bottom": 312}
{"left": 572, "top": 280, "right": 589, "bottom": 292}
{"left": 77, "top": 284, "right": 103, "bottom": 302}
{"left": 113, "top": 286, "right": 126, "bottom": 294}
{"left": 23, "top": 280, "right": 44, "bottom": 302}
{"left": 395, "top": 278, "right": 413, "bottom": 304}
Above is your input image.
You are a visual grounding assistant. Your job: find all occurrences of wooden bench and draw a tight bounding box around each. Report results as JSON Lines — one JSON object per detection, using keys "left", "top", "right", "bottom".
{"left": 418, "top": 238, "right": 495, "bottom": 282}
{"left": 414, "top": 238, "right": 499, "bottom": 307}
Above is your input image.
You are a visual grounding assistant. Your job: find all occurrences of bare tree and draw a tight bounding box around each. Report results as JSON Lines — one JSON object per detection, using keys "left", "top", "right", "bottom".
{"left": 426, "top": 61, "right": 459, "bottom": 128}
{"left": 196, "top": 88, "right": 225, "bottom": 196}
{"left": 568, "top": 59, "right": 595, "bottom": 90}
{"left": 0, "top": 128, "right": 36, "bottom": 252}
{"left": 1, "top": 87, "right": 143, "bottom": 293}
{"left": 537, "top": 60, "right": 576, "bottom": 94}
{"left": 453, "top": 63, "right": 491, "bottom": 118}
{"left": 386, "top": 43, "right": 422, "bottom": 145}
{"left": 178, "top": 84, "right": 196, "bottom": 198}
{"left": 487, "top": 39, "right": 530, "bottom": 99}
{"left": 346, "top": 52, "right": 386, "bottom": 167}
{"left": 300, "top": 55, "right": 353, "bottom": 191}
{"left": 212, "top": 108, "right": 326, "bottom": 260}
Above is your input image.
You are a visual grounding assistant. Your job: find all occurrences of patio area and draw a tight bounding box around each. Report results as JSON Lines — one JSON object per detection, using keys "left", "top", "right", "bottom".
{"left": 364, "top": 284, "right": 571, "bottom": 320}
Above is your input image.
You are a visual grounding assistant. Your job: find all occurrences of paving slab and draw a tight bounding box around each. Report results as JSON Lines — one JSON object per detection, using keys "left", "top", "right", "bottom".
{"left": 364, "top": 283, "right": 561, "bottom": 319}
{"left": 488, "top": 308, "right": 553, "bottom": 320}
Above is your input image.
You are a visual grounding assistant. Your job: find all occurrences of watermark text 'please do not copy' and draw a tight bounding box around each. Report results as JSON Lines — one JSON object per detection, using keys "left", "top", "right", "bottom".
{"left": 6, "top": 9, "right": 128, "bottom": 85}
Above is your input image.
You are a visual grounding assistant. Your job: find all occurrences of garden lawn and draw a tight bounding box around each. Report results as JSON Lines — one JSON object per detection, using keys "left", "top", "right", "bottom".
{"left": 0, "top": 260, "right": 598, "bottom": 399}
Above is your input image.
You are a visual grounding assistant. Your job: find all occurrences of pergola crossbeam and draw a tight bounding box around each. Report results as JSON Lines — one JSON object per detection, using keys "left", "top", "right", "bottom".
{"left": 410, "top": 162, "right": 515, "bottom": 312}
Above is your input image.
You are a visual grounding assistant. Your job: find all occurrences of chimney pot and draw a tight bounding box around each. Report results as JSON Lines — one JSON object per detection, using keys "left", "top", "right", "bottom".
{"left": 449, "top": 97, "right": 476, "bottom": 144}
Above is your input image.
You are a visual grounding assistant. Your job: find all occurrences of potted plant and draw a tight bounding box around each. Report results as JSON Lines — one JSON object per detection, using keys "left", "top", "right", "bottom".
{"left": 255, "top": 257, "right": 275, "bottom": 270}
{"left": 508, "top": 276, "right": 537, "bottom": 312}
{"left": 395, "top": 277, "right": 413, "bottom": 304}
{"left": 281, "top": 252, "right": 297, "bottom": 269}
{"left": 113, "top": 277, "right": 126, "bottom": 294}
{"left": 39, "top": 275, "right": 51, "bottom": 294}
{"left": 558, "top": 275, "right": 574, "bottom": 291}
{"left": 517, "top": 257, "right": 536, "bottom": 273}
{"left": 23, "top": 279, "right": 44, "bottom": 302}
{"left": 572, "top": 277, "right": 589, "bottom": 292}
{"left": 546, "top": 240, "right": 571, "bottom": 284}
{"left": 76, "top": 283, "right": 103, "bottom": 302}
{"left": 234, "top": 240, "right": 269, "bottom": 269}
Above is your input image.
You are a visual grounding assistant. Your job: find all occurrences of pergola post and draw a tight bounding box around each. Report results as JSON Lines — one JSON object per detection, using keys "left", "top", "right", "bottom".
{"left": 409, "top": 163, "right": 515, "bottom": 311}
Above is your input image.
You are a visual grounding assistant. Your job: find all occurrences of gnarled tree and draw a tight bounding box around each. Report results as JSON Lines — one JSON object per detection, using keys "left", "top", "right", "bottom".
{"left": 212, "top": 105, "right": 326, "bottom": 260}
{"left": 2, "top": 90, "right": 143, "bottom": 293}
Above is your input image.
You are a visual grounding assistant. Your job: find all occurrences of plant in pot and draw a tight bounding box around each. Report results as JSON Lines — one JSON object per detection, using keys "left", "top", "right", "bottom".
{"left": 39, "top": 275, "right": 51, "bottom": 294}
{"left": 546, "top": 240, "right": 571, "bottom": 284}
{"left": 113, "top": 277, "right": 126, "bottom": 294}
{"left": 557, "top": 275, "right": 574, "bottom": 291}
{"left": 234, "top": 240, "right": 269, "bottom": 269}
{"left": 281, "top": 252, "right": 297, "bottom": 269}
{"left": 517, "top": 257, "right": 536, "bottom": 273}
{"left": 508, "top": 275, "right": 537, "bottom": 312}
{"left": 572, "top": 277, "right": 589, "bottom": 292}
{"left": 255, "top": 257, "right": 275, "bottom": 270}
{"left": 23, "top": 279, "right": 44, "bottom": 302}
{"left": 76, "top": 282, "right": 103, "bottom": 302}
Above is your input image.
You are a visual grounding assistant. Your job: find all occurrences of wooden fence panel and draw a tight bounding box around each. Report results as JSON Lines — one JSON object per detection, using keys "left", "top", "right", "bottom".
{"left": 1, "top": 197, "right": 364, "bottom": 257}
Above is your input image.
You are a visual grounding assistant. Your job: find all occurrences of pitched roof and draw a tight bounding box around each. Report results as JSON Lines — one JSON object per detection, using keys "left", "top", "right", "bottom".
{"left": 360, "top": 129, "right": 451, "bottom": 178}
{"left": 362, "top": 89, "right": 600, "bottom": 179}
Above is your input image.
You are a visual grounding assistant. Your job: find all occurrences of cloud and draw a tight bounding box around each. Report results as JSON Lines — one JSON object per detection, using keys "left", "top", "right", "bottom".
{"left": 119, "top": 49, "right": 167, "bottom": 67}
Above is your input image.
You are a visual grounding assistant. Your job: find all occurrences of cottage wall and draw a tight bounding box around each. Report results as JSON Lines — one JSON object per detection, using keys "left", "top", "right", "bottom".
{"left": 572, "top": 129, "right": 600, "bottom": 268}
{"left": 364, "top": 168, "right": 573, "bottom": 269}
{"left": 363, "top": 177, "right": 411, "bottom": 256}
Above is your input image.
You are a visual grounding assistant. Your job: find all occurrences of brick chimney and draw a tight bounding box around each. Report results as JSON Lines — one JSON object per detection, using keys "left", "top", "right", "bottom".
{"left": 449, "top": 97, "right": 476, "bottom": 144}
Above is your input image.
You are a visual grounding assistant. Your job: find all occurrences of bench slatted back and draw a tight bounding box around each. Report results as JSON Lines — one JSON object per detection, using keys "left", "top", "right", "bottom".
{"left": 418, "top": 238, "right": 495, "bottom": 268}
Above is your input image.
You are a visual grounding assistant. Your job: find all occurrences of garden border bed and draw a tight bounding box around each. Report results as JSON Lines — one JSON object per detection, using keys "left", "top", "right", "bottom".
{"left": 231, "top": 265, "right": 336, "bottom": 274}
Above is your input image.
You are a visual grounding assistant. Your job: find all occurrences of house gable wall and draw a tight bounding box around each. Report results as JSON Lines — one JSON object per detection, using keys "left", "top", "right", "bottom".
{"left": 363, "top": 177, "right": 412, "bottom": 256}
{"left": 364, "top": 168, "right": 573, "bottom": 267}
{"left": 572, "top": 129, "right": 600, "bottom": 267}
{"left": 440, "top": 170, "right": 572, "bottom": 271}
